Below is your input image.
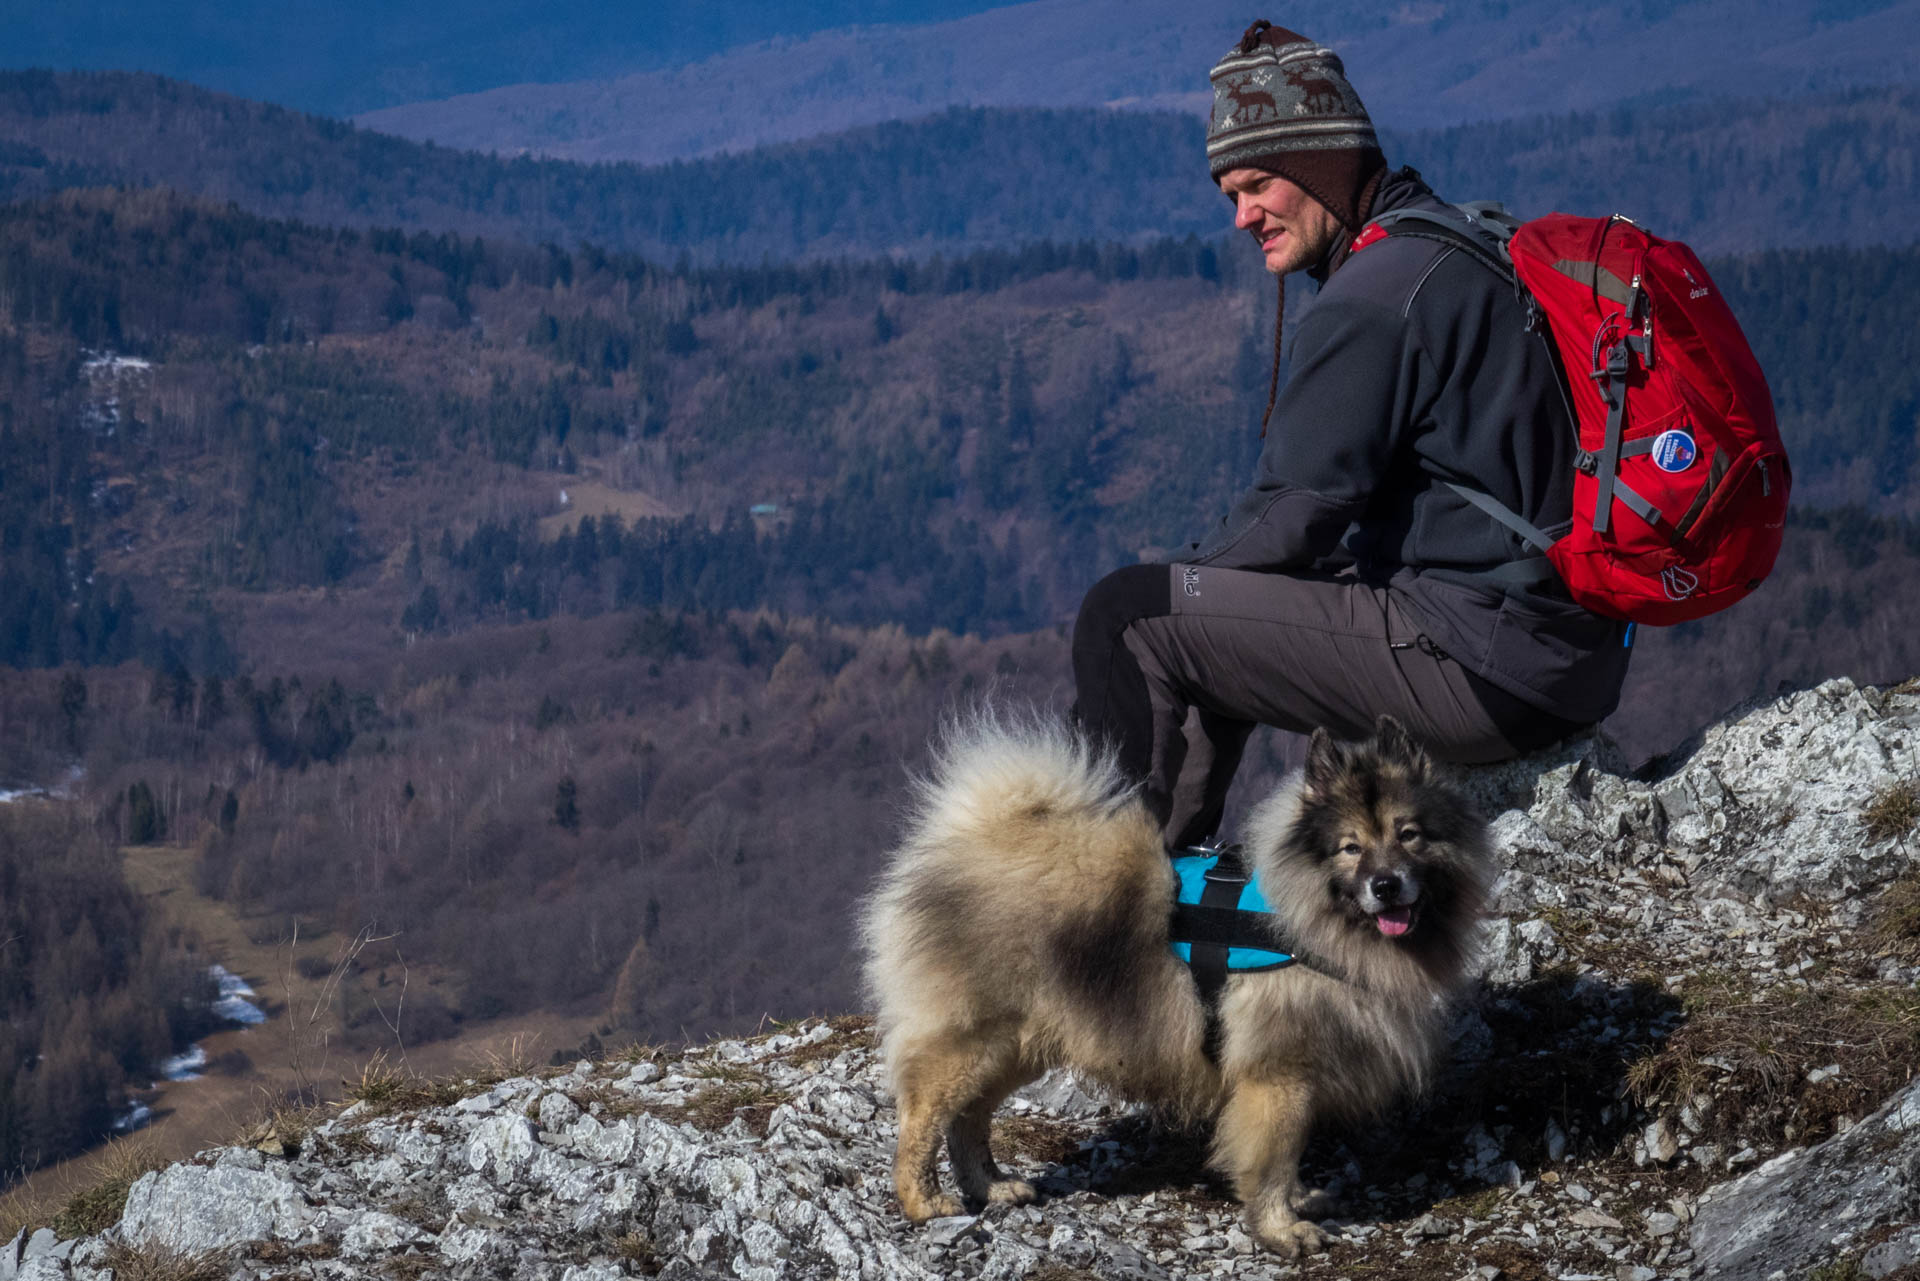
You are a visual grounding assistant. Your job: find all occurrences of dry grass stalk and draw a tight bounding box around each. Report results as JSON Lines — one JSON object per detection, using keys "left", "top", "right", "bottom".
{"left": 0, "top": 1182, "right": 54, "bottom": 1245}
{"left": 281, "top": 921, "right": 402, "bottom": 1106}
{"left": 341, "top": 1050, "right": 465, "bottom": 1117}
{"left": 98, "top": 1241, "right": 235, "bottom": 1281}
{"left": 0, "top": 1137, "right": 167, "bottom": 1242}
{"left": 1861, "top": 779, "right": 1920, "bottom": 843}
{"left": 44, "top": 1138, "right": 170, "bottom": 1241}
{"left": 1872, "top": 871, "right": 1920, "bottom": 960}
{"left": 1627, "top": 975, "right": 1920, "bottom": 1147}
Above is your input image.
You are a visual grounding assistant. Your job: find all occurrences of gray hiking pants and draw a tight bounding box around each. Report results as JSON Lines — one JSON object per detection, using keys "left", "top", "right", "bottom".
{"left": 1070, "top": 562, "right": 1580, "bottom": 847}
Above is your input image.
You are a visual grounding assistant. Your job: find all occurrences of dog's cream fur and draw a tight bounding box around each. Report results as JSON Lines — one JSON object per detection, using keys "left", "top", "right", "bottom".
{"left": 860, "top": 711, "right": 1491, "bottom": 1256}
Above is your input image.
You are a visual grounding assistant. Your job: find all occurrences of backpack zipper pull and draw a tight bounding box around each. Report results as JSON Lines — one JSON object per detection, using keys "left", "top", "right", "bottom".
{"left": 1758, "top": 458, "right": 1771, "bottom": 497}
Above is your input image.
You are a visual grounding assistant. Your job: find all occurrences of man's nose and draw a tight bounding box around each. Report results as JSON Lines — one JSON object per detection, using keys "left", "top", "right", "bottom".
{"left": 1234, "top": 196, "right": 1262, "bottom": 230}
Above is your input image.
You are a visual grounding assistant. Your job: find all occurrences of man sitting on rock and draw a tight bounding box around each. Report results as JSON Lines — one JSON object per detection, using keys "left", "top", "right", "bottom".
{"left": 1072, "top": 19, "right": 1632, "bottom": 847}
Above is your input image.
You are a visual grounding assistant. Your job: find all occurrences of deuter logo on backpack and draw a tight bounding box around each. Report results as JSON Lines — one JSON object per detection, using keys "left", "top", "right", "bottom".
{"left": 1359, "top": 206, "right": 1790, "bottom": 626}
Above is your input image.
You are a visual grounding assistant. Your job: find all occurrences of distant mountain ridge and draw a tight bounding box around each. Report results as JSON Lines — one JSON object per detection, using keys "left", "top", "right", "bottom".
{"left": 0, "top": 0, "right": 1016, "bottom": 117}
{"left": 3, "top": 72, "right": 1916, "bottom": 264}
{"left": 354, "top": 0, "right": 1920, "bottom": 164}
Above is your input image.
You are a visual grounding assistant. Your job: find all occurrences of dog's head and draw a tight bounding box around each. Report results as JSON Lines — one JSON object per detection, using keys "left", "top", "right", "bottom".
{"left": 1283, "top": 717, "right": 1488, "bottom": 944}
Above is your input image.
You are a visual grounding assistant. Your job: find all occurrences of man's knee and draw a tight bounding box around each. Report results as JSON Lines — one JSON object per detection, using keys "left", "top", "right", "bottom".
{"left": 1073, "top": 563, "right": 1172, "bottom": 655}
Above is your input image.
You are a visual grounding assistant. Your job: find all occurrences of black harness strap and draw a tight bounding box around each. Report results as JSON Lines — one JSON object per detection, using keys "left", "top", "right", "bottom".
{"left": 1182, "top": 849, "right": 1253, "bottom": 1064}
{"left": 1167, "top": 846, "right": 1351, "bottom": 1066}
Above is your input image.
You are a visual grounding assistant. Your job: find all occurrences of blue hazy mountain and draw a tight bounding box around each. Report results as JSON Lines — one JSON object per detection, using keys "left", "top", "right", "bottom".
{"left": 0, "top": 0, "right": 1017, "bottom": 117}
{"left": 3, "top": 71, "right": 1913, "bottom": 264}
{"left": 353, "top": 0, "right": 1920, "bottom": 163}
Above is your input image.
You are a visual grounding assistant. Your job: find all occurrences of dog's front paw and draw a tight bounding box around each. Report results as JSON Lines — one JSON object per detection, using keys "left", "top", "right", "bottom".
{"left": 1251, "top": 1218, "right": 1328, "bottom": 1259}
{"left": 986, "top": 1177, "right": 1037, "bottom": 1206}
{"left": 901, "top": 1191, "right": 965, "bottom": 1222}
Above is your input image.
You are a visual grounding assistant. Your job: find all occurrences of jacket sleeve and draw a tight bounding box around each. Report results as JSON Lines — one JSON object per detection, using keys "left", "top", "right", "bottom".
{"left": 1190, "top": 289, "right": 1429, "bottom": 571}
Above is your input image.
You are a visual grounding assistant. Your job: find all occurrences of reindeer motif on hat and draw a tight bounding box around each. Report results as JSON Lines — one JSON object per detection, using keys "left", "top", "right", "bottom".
{"left": 1282, "top": 64, "right": 1346, "bottom": 115}
{"left": 1217, "top": 72, "right": 1279, "bottom": 127}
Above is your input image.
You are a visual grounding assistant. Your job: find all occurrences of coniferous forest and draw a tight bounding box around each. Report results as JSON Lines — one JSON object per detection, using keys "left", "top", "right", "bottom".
{"left": 3, "top": 66, "right": 1919, "bottom": 1188}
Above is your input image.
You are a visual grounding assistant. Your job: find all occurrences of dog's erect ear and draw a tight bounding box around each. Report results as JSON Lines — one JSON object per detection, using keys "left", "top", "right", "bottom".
{"left": 1304, "top": 726, "right": 1345, "bottom": 795}
{"left": 1372, "top": 715, "right": 1431, "bottom": 779}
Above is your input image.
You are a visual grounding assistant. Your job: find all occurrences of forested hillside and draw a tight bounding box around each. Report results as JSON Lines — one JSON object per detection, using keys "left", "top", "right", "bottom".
{"left": 5, "top": 185, "right": 1920, "bottom": 1185}
{"left": 3, "top": 73, "right": 1917, "bottom": 262}
{"left": 0, "top": 801, "right": 220, "bottom": 1177}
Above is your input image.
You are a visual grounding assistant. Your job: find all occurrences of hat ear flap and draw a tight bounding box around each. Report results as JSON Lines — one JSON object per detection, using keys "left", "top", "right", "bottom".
{"left": 1372, "top": 715, "right": 1431, "bottom": 780}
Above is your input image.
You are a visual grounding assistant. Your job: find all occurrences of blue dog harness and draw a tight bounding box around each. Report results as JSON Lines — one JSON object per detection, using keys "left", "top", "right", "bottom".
{"left": 1168, "top": 851, "right": 1295, "bottom": 972}
{"left": 1167, "top": 844, "right": 1334, "bottom": 1063}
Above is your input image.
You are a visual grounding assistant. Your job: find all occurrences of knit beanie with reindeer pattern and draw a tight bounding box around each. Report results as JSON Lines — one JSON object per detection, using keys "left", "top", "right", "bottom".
{"left": 1206, "top": 20, "right": 1385, "bottom": 233}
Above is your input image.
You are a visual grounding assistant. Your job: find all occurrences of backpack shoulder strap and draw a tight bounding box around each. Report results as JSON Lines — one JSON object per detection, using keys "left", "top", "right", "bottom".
{"left": 1365, "top": 202, "right": 1570, "bottom": 573}
{"left": 1366, "top": 201, "right": 1518, "bottom": 282}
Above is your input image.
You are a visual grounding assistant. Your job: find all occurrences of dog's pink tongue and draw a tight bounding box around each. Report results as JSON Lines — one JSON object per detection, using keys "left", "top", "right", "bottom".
{"left": 1375, "top": 907, "right": 1414, "bottom": 937}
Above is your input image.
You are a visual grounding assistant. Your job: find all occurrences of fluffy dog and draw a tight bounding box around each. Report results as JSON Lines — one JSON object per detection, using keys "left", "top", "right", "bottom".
{"left": 860, "top": 713, "right": 1491, "bottom": 1256}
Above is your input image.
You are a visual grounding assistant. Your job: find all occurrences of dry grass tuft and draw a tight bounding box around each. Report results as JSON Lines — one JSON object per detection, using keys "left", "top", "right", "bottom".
{"left": 1807, "top": 1255, "right": 1870, "bottom": 1281}
{"left": 781, "top": 1015, "right": 876, "bottom": 1068}
{"left": 235, "top": 1094, "right": 333, "bottom": 1158}
{"left": 342, "top": 1051, "right": 466, "bottom": 1117}
{"left": 1872, "top": 872, "right": 1920, "bottom": 960}
{"left": 99, "top": 1241, "right": 235, "bottom": 1281}
{"left": 673, "top": 1077, "right": 794, "bottom": 1137}
{"left": 0, "top": 1183, "right": 53, "bottom": 1245}
{"left": 474, "top": 1034, "right": 544, "bottom": 1084}
{"left": 383, "top": 1251, "right": 436, "bottom": 1280}
{"left": 1628, "top": 975, "right": 1920, "bottom": 1147}
{"left": 248, "top": 1239, "right": 340, "bottom": 1264}
{"left": 1862, "top": 779, "right": 1920, "bottom": 843}
{"left": 608, "top": 1230, "right": 660, "bottom": 1272}
{"left": 41, "top": 1139, "right": 171, "bottom": 1240}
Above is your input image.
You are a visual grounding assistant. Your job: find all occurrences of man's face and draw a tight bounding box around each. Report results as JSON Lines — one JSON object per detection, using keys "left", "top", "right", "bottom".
{"left": 1218, "top": 166, "right": 1343, "bottom": 276}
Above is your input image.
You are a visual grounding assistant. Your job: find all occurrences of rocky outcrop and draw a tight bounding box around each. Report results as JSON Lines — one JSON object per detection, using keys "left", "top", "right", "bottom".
{"left": 6, "top": 677, "right": 1919, "bottom": 1281}
{"left": 1689, "top": 1074, "right": 1920, "bottom": 1280}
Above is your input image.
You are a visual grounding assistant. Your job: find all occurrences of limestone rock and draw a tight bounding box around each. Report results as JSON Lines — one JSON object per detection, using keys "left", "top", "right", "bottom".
{"left": 118, "top": 1163, "right": 311, "bottom": 1252}
{"left": 1690, "top": 1075, "right": 1920, "bottom": 1279}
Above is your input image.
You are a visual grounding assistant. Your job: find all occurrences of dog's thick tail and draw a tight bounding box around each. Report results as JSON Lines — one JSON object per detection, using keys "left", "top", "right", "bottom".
{"left": 906, "top": 707, "right": 1137, "bottom": 849}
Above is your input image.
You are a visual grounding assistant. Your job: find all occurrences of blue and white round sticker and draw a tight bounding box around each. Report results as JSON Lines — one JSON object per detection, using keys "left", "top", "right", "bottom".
{"left": 1651, "top": 429, "right": 1698, "bottom": 472}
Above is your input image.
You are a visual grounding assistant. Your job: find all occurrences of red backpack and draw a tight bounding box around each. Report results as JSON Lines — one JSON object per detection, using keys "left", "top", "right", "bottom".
{"left": 1356, "top": 204, "right": 1789, "bottom": 625}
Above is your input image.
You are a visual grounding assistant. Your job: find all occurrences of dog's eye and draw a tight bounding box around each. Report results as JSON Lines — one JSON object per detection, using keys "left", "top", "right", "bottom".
{"left": 1338, "top": 842, "right": 1363, "bottom": 857}
{"left": 1398, "top": 826, "right": 1423, "bottom": 843}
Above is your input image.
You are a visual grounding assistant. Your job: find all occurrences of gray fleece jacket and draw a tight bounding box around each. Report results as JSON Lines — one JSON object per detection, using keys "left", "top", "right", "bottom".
{"left": 1191, "top": 167, "right": 1633, "bottom": 724}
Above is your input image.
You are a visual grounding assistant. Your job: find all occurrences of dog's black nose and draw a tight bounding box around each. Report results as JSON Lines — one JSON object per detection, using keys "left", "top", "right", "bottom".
{"left": 1369, "top": 873, "right": 1401, "bottom": 903}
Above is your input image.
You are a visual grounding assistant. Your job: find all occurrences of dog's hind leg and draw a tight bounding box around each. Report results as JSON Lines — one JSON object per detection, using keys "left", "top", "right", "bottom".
{"left": 891, "top": 1031, "right": 1017, "bottom": 1222}
{"left": 947, "top": 1056, "right": 1042, "bottom": 1209}
{"left": 1213, "top": 1073, "right": 1329, "bottom": 1260}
